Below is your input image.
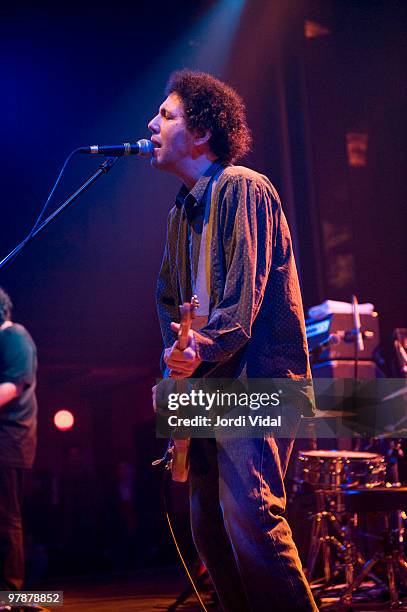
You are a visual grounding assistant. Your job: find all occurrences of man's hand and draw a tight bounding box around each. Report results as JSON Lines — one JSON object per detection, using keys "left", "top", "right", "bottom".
{"left": 0, "top": 382, "right": 18, "bottom": 409}
{"left": 164, "top": 322, "right": 202, "bottom": 379}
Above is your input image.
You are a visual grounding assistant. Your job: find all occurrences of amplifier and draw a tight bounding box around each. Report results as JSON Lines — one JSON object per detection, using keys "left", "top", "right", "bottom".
{"left": 306, "top": 312, "right": 380, "bottom": 362}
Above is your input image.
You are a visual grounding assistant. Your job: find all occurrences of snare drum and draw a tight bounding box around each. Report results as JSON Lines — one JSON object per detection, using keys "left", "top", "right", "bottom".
{"left": 297, "top": 450, "right": 386, "bottom": 490}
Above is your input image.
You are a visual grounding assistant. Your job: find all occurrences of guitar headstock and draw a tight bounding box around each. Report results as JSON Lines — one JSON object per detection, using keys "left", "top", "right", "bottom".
{"left": 191, "top": 294, "right": 200, "bottom": 313}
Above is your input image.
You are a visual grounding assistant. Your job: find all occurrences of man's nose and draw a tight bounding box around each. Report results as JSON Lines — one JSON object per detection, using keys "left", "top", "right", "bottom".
{"left": 148, "top": 114, "right": 160, "bottom": 133}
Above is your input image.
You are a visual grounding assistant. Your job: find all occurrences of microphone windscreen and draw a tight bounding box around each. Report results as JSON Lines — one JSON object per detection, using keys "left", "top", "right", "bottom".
{"left": 137, "top": 139, "right": 154, "bottom": 157}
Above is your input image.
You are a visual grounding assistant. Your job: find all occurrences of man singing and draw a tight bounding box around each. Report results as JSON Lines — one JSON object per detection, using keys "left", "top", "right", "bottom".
{"left": 149, "top": 70, "right": 317, "bottom": 611}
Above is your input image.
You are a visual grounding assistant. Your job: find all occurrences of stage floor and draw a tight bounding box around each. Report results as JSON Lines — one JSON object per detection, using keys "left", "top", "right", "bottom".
{"left": 45, "top": 566, "right": 216, "bottom": 611}
{"left": 41, "top": 566, "right": 407, "bottom": 611}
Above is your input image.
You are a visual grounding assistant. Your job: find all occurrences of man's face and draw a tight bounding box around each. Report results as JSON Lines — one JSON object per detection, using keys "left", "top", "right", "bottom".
{"left": 148, "top": 92, "right": 195, "bottom": 174}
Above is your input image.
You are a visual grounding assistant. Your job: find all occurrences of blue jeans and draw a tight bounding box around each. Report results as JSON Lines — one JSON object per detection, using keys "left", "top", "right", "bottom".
{"left": 189, "top": 413, "right": 318, "bottom": 611}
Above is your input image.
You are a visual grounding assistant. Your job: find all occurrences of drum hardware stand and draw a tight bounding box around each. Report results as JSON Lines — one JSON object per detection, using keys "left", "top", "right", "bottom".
{"left": 340, "top": 512, "right": 407, "bottom": 609}
{"left": 306, "top": 489, "right": 339, "bottom": 582}
{"left": 306, "top": 490, "right": 365, "bottom": 588}
{"left": 305, "top": 419, "right": 318, "bottom": 451}
{"left": 336, "top": 444, "right": 407, "bottom": 609}
{"left": 306, "top": 489, "right": 386, "bottom": 603}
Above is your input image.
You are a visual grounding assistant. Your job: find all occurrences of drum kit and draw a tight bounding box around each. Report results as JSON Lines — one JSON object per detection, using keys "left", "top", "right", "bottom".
{"left": 295, "top": 409, "right": 407, "bottom": 609}
{"left": 297, "top": 301, "right": 407, "bottom": 607}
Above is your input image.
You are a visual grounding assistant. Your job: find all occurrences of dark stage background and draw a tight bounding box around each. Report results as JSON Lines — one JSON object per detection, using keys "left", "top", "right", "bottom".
{"left": 1, "top": 0, "right": 406, "bottom": 578}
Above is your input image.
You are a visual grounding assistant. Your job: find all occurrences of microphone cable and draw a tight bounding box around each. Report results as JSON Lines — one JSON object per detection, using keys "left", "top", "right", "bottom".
{"left": 0, "top": 149, "right": 118, "bottom": 270}
{"left": 159, "top": 467, "right": 209, "bottom": 612}
{"left": 25, "top": 147, "right": 86, "bottom": 240}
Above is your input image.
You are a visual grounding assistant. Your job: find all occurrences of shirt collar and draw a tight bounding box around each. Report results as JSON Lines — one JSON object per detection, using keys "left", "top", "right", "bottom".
{"left": 175, "top": 161, "right": 225, "bottom": 209}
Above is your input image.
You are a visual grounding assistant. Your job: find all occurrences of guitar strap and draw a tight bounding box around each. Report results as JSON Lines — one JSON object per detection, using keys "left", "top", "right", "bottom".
{"left": 192, "top": 170, "right": 222, "bottom": 332}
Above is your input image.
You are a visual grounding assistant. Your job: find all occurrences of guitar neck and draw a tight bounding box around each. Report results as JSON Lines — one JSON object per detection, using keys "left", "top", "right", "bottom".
{"left": 178, "top": 320, "right": 191, "bottom": 350}
{"left": 177, "top": 297, "right": 199, "bottom": 351}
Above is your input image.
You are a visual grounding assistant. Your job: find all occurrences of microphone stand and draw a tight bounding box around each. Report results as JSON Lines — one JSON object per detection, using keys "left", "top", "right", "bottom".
{"left": 0, "top": 156, "right": 119, "bottom": 271}
{"left": 351, "top": 295, "right": 362, "bottom": 450}
{"left": 351, "top": 294, "right": 363, "bottom": 380}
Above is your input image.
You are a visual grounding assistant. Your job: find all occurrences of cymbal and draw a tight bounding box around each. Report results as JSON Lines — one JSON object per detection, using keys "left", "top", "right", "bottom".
{"left": 377, "top": 428, "right": 407, "bottom": 439}
{"left": 312, "top": 409, "right": 357, "bottom": 418}
{"left": 382, "top": 386, "right": 407, "bottom": 402}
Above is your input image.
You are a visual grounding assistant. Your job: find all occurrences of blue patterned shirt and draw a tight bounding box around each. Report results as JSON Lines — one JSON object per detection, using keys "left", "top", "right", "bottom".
{"left": 156, "top": 162, "right": 313, "bottom": 413}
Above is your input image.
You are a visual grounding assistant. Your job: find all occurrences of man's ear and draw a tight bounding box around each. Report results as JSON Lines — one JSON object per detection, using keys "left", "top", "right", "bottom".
{"left": 193, "top": 129, "right": 211, "bottom": 147}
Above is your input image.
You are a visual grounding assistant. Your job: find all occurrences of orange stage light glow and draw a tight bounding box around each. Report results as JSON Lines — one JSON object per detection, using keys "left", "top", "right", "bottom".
{"left": 53, "top": 409, "right": 75, "bottom": 431}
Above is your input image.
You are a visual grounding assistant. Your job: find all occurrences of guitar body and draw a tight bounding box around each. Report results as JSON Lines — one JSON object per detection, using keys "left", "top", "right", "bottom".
{"left": 169, "top": 296, "right": 199, "bottom": 483}
{"left": 171, "top": 438, "right": 191, "bottom": 483}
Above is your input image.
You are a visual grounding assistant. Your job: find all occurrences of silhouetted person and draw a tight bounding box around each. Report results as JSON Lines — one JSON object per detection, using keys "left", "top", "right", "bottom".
{"left": 0, "top": 287, "right": 37, "bottom": 591}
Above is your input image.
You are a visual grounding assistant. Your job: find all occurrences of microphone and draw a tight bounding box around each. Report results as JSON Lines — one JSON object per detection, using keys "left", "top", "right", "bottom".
{"left": 78, "top": 139, "right": 154, "bottom": 157}
{"left": 310, "top": 334, "right": 340, "bottom": 356}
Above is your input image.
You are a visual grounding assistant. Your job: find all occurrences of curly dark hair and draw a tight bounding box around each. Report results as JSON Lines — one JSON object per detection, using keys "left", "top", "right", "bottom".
{"left": 0, "top": 286, "right": 12, "bottom": 324}
{"left": 165, "top": 70, "right": 252, "bottom": 164}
